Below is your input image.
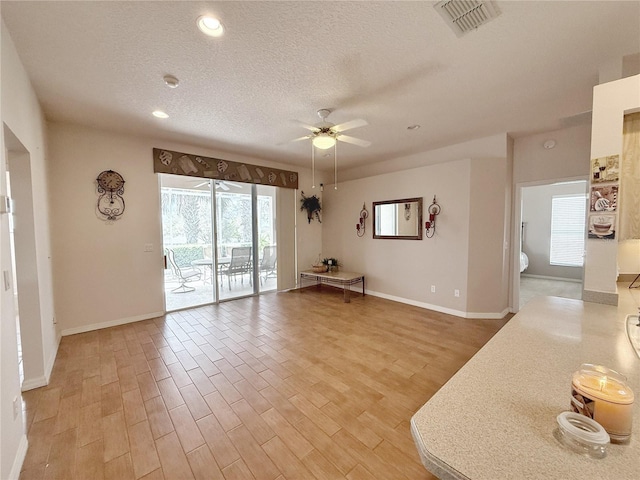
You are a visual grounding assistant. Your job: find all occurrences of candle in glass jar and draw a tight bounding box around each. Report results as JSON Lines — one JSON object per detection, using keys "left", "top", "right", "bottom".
{"left": 570, "top": 364, "right": 634, "bottom": 443}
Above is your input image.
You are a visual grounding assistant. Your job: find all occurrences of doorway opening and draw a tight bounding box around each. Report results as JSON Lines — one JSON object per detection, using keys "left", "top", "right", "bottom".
{"left": 4, "top": 124, "right": 46, "bottom": 391}
{"left": 515, "top": 179, "right": 587, "bottom": 310}
{"left": 5, "top": 170, "right": 22, "bottom": 383}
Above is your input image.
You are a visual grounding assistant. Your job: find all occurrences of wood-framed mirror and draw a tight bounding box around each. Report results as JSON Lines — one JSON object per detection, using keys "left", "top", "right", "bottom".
{"left": 373, "top": 197, "right": 423, "bottom": 240}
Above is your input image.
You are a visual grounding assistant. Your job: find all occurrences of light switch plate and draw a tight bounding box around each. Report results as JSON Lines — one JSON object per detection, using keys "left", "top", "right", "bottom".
{"left": 3, "top": 271, "right": 10, "bottom": 291}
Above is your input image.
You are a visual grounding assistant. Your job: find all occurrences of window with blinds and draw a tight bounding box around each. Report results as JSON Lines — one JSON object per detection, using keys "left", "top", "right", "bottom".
{"left": 550, "top": 194, "right": 587, "bottom": 267}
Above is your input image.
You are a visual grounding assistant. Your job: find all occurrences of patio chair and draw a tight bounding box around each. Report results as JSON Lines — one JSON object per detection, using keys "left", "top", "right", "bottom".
{"left": 223, "top": 246, "right": 252, "bottom": 289}
{"left": 259, "top": 246, "right": 277, "bottom": 285}
{"left": 166, "top": 248, "right": 202, "bottom": 293}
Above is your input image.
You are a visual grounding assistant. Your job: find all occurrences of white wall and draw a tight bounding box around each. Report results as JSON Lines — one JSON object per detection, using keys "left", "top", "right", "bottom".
{"left": 48, "top": 122, "right": 319, "bottom": 334}
{"left": 522, "top": 182, "right": 586, "bottom": 280}
{"left": 585, "top": 74, "right": 640, "bottom": 302}
{"left": 513, "top": 124, "right": 591, "bottom": 184}
{"left": 321, "top": 139, "right": 511, "bottom": 318}
{"left": 1, "top": 20, "right": 57, "bottom": 479}
{"left": 467, "top": 157, "right": 511, "bottom": 315}
{"left": 619, "top": 240, "right": 640, "bottom": 275}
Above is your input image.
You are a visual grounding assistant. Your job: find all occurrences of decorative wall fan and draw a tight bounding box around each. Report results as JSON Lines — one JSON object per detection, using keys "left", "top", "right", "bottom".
{"left": 289, "top": 109, "right": 370, "bottom": 189}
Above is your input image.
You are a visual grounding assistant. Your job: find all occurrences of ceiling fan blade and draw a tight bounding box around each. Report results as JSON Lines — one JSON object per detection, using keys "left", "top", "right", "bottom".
{"left": 332, "top": 118, "right": 368, "bottom": 132}
{"left": 277, "top": 135, "right": 311, "bottom": 146}
{"left": 294, "top": 120, "right": 320, "bottom": 132}
{"left": 338, "top": 134, "right": 371, "bottom": 147}
{"left": 289, "top": 135, "right": 312, "bottom": 143}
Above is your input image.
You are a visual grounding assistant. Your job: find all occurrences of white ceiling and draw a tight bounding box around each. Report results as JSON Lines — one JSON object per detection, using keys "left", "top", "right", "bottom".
{"left": 2, "top": 1, "right": 639, "bottom": 176}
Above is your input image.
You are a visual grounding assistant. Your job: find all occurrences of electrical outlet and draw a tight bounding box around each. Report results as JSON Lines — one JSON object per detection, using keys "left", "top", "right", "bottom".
{"left": 144, "top": 243, "right": 154, "bottom": 252}
{"left": 430, "top": 285, "right": 436, "bottom": 293}
{"left": 13, "top": 396, "right": 19, "bottom": 419}
{"left": 454, "top": 289, "right": 460, "bottom": 297}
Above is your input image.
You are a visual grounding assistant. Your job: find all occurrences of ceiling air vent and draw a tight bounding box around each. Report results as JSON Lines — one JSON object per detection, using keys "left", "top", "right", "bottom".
{"left": 434, "top": 0, "right": 500, "bottom": 37}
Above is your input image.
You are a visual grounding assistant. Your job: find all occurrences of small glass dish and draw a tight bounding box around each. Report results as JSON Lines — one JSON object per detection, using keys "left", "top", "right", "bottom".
{"left": 554, "top": 411, "right": 609, "bottom": 458}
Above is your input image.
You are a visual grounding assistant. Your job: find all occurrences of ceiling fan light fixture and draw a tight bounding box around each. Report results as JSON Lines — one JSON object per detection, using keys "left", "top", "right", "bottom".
{"left": 197, "top": 15, "right": 224, "bottom": 37}
{"left": 312, "top": 134, "right": 336, "bottom": 150}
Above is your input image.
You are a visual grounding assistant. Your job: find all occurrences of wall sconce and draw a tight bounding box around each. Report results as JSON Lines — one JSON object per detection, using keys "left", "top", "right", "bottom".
{"left": 356, "top": 203, "right": 368, "bottom": 237}
{"left": 425, "top": 195, "right": 441, "bottom": 238}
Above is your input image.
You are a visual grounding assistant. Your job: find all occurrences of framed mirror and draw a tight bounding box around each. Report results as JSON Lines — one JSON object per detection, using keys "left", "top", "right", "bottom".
{"left": 373, "top": 197, "right": 423, "bottom": 240}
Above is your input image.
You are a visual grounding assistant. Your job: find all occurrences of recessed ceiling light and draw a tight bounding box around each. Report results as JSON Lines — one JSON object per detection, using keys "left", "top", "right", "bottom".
{"left": 197, "top": 15, "right": 224, "bottom": 37}
{"left": 407, "top": 124, "right": 421, "bottom": 130}
{"left": 163, "top": 75, "right": 179, "bottom": 88}
{"left": 152, "top": 110, "right": 169, "bottom": 119}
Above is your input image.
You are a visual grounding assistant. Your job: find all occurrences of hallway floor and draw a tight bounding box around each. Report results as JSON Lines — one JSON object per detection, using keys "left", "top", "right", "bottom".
{"left": 519, "top": 275, "right": 582, "bottom": 309}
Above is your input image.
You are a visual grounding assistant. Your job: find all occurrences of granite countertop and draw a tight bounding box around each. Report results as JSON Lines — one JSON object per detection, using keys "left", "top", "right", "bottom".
{"left": 411, "top": 296, "right": 639, "bottom": 480}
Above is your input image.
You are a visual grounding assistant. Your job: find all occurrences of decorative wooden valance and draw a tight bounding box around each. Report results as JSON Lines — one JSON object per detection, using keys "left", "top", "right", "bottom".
{"left": 152, "top": 148, "right": 299, "bottom": 189}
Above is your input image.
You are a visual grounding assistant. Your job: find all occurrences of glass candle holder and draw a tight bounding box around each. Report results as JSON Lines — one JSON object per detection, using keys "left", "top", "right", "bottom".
{"left": 555, "top": 411, "right": 609, "bottom": 458}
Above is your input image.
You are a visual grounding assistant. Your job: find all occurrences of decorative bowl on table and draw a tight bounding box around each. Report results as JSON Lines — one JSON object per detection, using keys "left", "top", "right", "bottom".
{"left": 312, "top": 264, "right": 327, "bottom": 273}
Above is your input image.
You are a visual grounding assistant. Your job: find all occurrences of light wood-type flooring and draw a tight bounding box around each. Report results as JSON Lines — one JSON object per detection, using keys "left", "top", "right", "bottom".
{"left": 19, "top": 287, "right": 510, "bottom": 480}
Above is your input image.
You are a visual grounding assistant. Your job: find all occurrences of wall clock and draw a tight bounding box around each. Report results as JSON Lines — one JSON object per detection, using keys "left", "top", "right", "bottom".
{"left": 96, "top": 170, "right": 125, "bottom": 221}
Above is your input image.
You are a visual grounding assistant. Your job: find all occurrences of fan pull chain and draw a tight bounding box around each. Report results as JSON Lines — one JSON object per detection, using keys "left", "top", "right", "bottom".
{"left": 334, "top": 140, "right": 338, "bottom": 190}
{"left": 311, "top": 141, "right": 316, "bottom": 189}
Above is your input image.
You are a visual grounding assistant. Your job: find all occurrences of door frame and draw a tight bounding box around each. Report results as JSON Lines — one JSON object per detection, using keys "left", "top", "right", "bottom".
{"left": 511, "top": 175, "right": 588, "bottom": 312}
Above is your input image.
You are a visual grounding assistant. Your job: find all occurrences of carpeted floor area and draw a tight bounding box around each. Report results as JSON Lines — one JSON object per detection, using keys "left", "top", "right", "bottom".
{"left": 519, "top": 275, "right": 582, "bottom": 309}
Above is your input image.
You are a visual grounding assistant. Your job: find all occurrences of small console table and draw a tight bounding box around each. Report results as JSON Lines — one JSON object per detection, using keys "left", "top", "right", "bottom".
{"left": 299, "top": 270, "right": 365, "bottom": 303}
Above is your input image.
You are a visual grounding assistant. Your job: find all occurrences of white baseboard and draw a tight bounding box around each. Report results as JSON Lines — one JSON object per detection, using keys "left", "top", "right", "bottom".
{"left": 21, "top": 333, "right": 61, "bottom": 392}
{"left": 365, "top": 289, "right": 508, "bottom": 320}
{"left": 8, "top": 435, "right": 28, "bottom": 480}
{"left": 21, "top": 375, "right": 47, "bottom": 392}
{"left": 45, "top": 333, "right": 61, "bottom": 381}
{"left": 61, "top": 311, "right": 165, "bottom": 337}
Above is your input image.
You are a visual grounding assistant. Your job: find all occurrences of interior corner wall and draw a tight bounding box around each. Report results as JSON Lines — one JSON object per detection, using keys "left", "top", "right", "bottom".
{"left": 295, "top": 176, "right": 325, "bottom": 280}
{"left": 584, "top": 74, "right": 640, "bottom": 302}
{"left": 321, "top": 158, "right": 482, "bottom": 317}
{"left": 466, "top": 157, "right": 510, "bottom": 315}
{"left": 1, "top": 20, "right": 56, "bottom": 479}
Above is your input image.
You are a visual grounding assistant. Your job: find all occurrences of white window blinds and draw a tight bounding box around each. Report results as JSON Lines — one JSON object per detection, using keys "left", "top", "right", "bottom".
{"left": 550, "top": 194, "right": 587, "bottom": 267}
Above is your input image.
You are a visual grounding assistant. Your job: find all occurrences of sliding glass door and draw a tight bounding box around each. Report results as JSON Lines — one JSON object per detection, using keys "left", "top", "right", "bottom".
{"left": 161, "top": 175, "right": 277, "bottom": 311}
{"left": 161, "top": 175, "right": 215, "bottom": 311}
{"left": 216, "top": 181, "right": 278, "bottom": 299}
{"left": 256, "top": 184, "right": 277, "bottom": 292}
{"left": 216, "top": 181, "right": 255, "bottom": 300}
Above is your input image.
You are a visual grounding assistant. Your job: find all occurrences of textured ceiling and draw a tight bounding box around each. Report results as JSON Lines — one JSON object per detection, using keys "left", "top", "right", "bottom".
{"left": 2, "top": 1, "right": 639, "bottom": 176}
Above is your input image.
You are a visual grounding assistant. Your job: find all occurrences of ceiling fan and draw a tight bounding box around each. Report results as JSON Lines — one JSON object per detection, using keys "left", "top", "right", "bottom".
{"left": 290, "top": 109, "right": 371, "bottom": 149}
{"left": 193, "top": 180, "right": 241, "bottom": 191}
{"left": 290, "top": 109, "right": 370, "bottom": 190}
